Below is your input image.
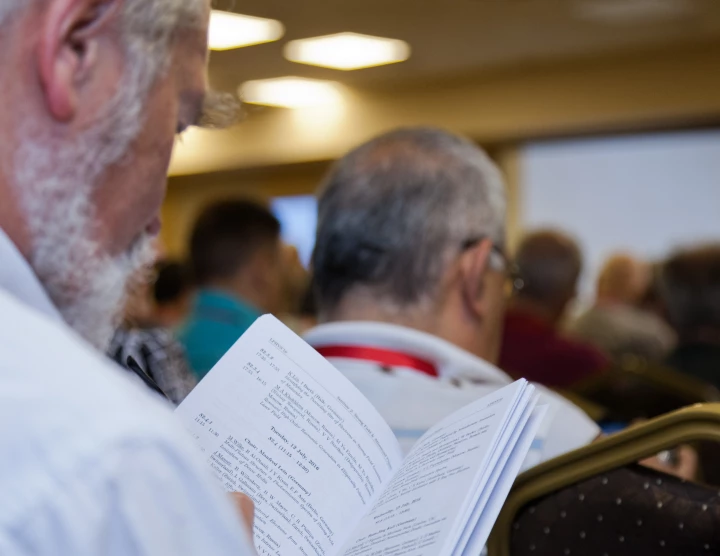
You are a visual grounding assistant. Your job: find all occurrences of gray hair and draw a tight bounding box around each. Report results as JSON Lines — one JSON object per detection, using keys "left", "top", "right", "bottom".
{"left": 1, "top": 0, "right": 207, "bottom": 350}
{"left": 313, "top": 127, "right": 507, "bottom": 313}
{"left": 0, "top": 0, "right": 206, "bottom": 96}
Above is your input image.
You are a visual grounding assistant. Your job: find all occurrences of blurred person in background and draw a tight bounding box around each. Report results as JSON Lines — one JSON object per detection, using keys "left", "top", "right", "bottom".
{"left": 281, "top": 243, "right": 310, "bottom": 313}
{"left": 109, "top": 262, "right": 197, "bottom": 405}
{"left": 0, "top": 0, "right": 256, "bottom": 553}
{"left": 304, "top": 128, "right": 599, "bottom": 466}
{"left": 278, "top": 242, "right": 312, "bottom": 334}
{"left": 569, "top": 253, "right": 675, "bottom": 363}
{"left": 500, "top": 230, "right": 609, "bottom": 388}
{"left": 283, "top": 280, "right": 320, "bottom": 336}
{"left": 152, "top": 259, "right": 195, "bottom": 328}
{"left": 297, "top": 283, "right": 319, "bottom": 334}
{"left": 180, "top": 199, "right": 284, "bottom": 379}
{"left": 661, "top": 245, "right": 720, "bottom": 389}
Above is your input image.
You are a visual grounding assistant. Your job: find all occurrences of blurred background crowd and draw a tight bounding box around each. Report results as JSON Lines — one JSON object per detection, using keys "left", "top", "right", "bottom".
{"left": 118, "top": 204, "right": 720, "bottom": 409}
{"left": 118, "top": 0, "right": 720, "bottom": 415}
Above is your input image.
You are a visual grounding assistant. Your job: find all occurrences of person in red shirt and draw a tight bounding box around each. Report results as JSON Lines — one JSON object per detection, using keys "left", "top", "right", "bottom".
{"left": 500, "top": 230, "right": 609, "bottom": 388}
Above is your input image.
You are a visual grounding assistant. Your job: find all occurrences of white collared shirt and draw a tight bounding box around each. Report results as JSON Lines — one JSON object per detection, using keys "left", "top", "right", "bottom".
{"left": 305, "top": 321, "right": 600, "bottom": 468}
{"left": 0, "top": 229, "right": 254, "bottom": 555}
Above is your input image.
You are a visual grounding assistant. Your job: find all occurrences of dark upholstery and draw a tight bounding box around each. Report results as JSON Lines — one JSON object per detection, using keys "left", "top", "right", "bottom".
{"left": 570, "top": 362, "right": 720, "bottom": 423}
{"left": 510, "top": 465, "right": 720, "bottom": 556}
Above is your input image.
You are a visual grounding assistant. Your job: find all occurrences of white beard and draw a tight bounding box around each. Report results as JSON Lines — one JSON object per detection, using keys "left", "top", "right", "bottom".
{"left": 14, "top": 70, "right": 156, "bottom": 351}
{"left": 31, "top": 202, "right": 156, "bottom": 351}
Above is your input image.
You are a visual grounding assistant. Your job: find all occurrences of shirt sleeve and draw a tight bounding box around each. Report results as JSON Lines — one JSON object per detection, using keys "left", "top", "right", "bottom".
{"left": 0, "top": 438, "right": 256, "bottom": 556}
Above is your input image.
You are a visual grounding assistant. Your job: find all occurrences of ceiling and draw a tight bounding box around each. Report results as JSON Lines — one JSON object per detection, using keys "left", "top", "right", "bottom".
{"left": 208, "top": 0, "right": 720, "bottom": 94}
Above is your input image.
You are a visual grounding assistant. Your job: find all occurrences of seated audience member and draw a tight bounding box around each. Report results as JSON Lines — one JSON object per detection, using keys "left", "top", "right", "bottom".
{"left": 297, "top": 284, "right": 319, "bottom": 334}
{"left": 180, "top": 200, "right": 285, "bottom": 379}
{"left": 109, "top": 265, "right": 197, "bottom": 405}
{"left": 304, "top": 127, "right": 599, "bottom": 466}
{"left": 152, "top": 259, "right": 195, "bottom": 328}
{"left": 569, "top": 253, "right": 675, "bottom": 363}
{"left": 284, "top": 283, "right": 319, "bottom": 336}
{"left": 278, "top": 243, "right": 312, "bottom": 333}
{"left": 0, "top": 0, "right": 255, "bottom": 552}
{"left": 500, "top": 231, "right": 609, "bottom": 388}
{"left": 639, "top": 262, "right": 668, "bottom": 316}
{"left": 281, "top": 243, "right": 310, "bottom": 313}
{"left": 661, "top": 245, "right": 720, "bottom": 389}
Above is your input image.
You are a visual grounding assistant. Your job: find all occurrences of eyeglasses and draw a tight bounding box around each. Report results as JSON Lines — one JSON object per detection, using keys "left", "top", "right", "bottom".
{"left": 461, "top": 237, "right": 523, "bottom": 292}
{"left": 461, "top": 237, "right": 509, "bottom": 272}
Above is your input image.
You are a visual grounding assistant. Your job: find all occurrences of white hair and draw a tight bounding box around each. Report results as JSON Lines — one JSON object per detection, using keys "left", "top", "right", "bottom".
{"left": 313, "top": 127, "right": 507, "bottom": 314}
{"left": 4, "top": 0, "right": 206, "bottom": 349}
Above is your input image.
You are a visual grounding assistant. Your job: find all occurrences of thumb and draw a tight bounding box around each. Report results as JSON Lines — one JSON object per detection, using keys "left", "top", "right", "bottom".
{"left": 231, "top": 492, "right": 256, "bottom": 533}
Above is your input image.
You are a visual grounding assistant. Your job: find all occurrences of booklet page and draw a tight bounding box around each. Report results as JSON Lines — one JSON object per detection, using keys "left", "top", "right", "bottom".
{"left": 338, "top": 381, "right": 528, "bottom": 556}
{"left": 176, "top": 316, "right": 403, "bottom": 556}
{"left": 459, "top": 405, "right": 548, "bottom": 556}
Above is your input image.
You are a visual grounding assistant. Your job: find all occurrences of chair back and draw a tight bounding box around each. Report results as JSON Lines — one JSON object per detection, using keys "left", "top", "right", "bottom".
{"left": 488, "top": 404, "right": 720, "bottom": 556}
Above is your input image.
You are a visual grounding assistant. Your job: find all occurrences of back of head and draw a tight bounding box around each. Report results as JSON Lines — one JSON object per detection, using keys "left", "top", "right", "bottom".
{"left": 313, "top": 127, "right": 506, "bottom": 316}
{"left": 513, "top": 230, "right": 582, "bottom": 310}
{"left": 153, "top": 260, "right": 192, "bottom": 307}
{"left": 190, "top": 200, "right": 281, "bottom": 287}
{"left": 597, "top": 253, "right": 649, "bottom": 305}
{"left": 660, "top": 245, "right": 720, "bottom": 342}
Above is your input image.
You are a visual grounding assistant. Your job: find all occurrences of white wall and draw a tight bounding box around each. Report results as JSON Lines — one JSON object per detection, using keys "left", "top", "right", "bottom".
{"left": 271, "top": 195, "right": 318, "bottom": 268}
{"left": 520, "top": 130, "right": 720, "bottom": 301}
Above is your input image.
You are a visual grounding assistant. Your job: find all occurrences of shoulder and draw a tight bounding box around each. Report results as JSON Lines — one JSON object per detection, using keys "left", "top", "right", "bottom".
{"left": 0, "top": 289, "right": 173, "bottom": 419}
{"left": 0, "top": 433, "right": 253, "bottom": 555}
{"left": 0, "top": 292, "right": 211, "bottom": 522}
{"left": 568, "top": 307, "right": 607, "bottom": 331}
{"left": 549, "top": 333, "right": 608, "bottom": 368}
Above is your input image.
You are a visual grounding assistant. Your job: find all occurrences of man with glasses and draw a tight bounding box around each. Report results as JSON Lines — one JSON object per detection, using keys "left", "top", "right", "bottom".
{"left": 304, "top": 127, "right": 599, "bottom": 466}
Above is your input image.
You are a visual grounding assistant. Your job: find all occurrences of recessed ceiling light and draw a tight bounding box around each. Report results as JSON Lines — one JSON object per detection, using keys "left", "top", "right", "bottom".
{"left": 284, "top": 32, "right": 411, "bottom": 71}
{"left": 208, "top": 10, "right": 285, "bottom": 51}
{"left": 239, "top": 77, "right": 342, "bottom": 109}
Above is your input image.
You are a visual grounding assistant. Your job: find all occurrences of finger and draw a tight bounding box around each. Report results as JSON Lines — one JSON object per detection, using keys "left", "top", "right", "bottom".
{"left": 231, "top": 492, "right": 256, "bottom": 532}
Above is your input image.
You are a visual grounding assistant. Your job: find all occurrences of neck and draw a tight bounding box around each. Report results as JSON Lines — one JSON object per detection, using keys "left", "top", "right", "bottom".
{"left": 321, "top": 291, "right": 489, "bottom": 360}
{"left": 510, "top": 297, "right": 563, "bottom": 327}
{"left": 323, "top": 299, "right": 435, "bottom": 335}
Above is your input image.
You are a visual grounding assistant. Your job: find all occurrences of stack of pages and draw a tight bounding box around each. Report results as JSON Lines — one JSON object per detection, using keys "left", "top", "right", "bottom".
{"left": 176, "top": 315, "right": 546, "bottom": 556}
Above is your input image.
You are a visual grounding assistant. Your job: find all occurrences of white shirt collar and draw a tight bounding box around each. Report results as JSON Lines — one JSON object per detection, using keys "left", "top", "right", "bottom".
{"left": 0, "top": 227, "right": 63, "bottom": 322}
{"left": 304, "top": 320, "right": 511, "bottom": 384}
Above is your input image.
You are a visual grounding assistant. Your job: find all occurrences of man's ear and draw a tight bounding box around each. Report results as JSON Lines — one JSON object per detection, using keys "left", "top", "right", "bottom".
{"left": 38, "top": 0, "right": 121, "bottom": 122}
{"left": 459, "top": 239, "right": 493, "bottom": 319}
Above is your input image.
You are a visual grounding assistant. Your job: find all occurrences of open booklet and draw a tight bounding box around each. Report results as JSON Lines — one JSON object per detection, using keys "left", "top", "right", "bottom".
{"left": 176, "top": 315, "right": 546, "bottom": 556}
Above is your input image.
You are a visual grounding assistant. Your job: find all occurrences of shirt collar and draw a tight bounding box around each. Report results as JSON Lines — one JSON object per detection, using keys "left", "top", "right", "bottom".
{"left": 0, "top": 228, "right": 63, "bottom": 322}
{"left": 304, "top": 320, "right": 511, "bottom": 385}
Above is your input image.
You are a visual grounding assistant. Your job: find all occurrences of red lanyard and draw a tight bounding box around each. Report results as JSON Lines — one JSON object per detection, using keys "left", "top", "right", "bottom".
{"left": 315, "top": 345, "right": 439, "bottom": 378}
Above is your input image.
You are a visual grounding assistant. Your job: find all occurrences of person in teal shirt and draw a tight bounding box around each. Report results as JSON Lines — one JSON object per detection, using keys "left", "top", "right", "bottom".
{"left": 179, "top": 200, "right": 286, "bottom": 379}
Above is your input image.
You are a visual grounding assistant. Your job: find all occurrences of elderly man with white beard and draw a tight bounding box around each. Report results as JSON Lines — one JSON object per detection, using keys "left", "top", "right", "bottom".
{"left": 0, "top": 0, "right": 257, "bottom": 554}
